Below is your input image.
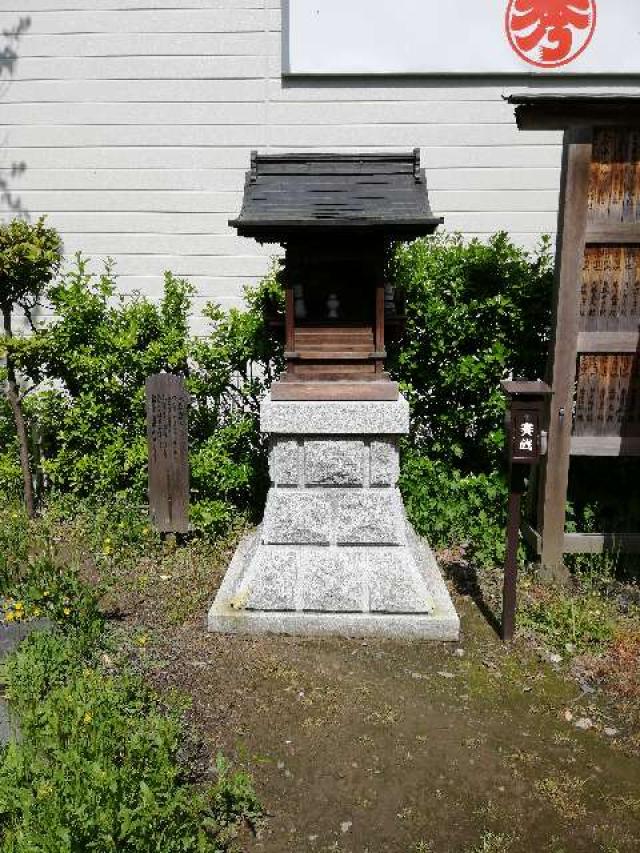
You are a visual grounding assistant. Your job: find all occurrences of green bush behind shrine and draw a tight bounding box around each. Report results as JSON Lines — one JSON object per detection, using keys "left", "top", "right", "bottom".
{"left": 1, "top": 231, "right": 554, "bottom": 564}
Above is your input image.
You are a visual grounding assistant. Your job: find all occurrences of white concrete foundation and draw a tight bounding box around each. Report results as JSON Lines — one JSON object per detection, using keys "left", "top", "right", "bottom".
{"left": 208, "top": 394, "right": 460, "bottom": 640}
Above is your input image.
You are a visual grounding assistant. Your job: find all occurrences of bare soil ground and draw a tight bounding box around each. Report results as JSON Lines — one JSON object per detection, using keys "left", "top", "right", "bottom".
{"left": 105, "top": 533, "right": 640, "bottom": 853}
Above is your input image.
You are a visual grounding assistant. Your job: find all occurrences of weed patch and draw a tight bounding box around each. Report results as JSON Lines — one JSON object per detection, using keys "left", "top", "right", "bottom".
{"left": 518, "top": 580, "right": 616, "bottom": 654}
{"left": 534, "top": 773, "right": 588, "bottom": 820}
{"left": 0, "top": 515, "right": 261, "bottom": 853}
{"left": 0, "top": 628, "right": 261, "bottom": 852}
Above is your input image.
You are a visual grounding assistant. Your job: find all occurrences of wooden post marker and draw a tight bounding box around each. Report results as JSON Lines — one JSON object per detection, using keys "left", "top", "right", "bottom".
{"left": 145, "top": 373, "right": 190, "bottom": 534}
{"left": 501, "top": 381, "right": 551, "bottom": 642}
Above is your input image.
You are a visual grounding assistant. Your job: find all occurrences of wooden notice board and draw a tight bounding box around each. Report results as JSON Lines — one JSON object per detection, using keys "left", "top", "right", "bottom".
{"left": 509, "top": 97, "right": 640, "bottom": 568}
{"left": 145, "top": 373, "right": 190, "bottom": 534}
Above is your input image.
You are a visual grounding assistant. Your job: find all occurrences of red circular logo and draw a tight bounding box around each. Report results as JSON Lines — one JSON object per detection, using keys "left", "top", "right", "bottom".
{"left": 505, "top": 0, "right": 597, "bottom": 68}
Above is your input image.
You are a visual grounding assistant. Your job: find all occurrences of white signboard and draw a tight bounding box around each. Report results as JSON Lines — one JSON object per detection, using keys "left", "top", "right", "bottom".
{"left": 285, "top": 0, "right": 640, "bottom": 75}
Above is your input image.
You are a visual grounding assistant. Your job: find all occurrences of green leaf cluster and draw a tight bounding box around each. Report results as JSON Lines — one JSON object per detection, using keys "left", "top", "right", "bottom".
{"left": 390, "top": 231, "right": 553, "bottom": 472}
{"left": 0, "top": 630, "right": 261, "bottom": 852}
{"left": 3, "top": 253, "right": 284, "bottom": 522}
{"left": 399, "top": 447, "right": 513, "bottom": 569}
{"left": 391, "top": 232, "right": 553, "bottom": 565}
{"left": 0, "top": 217, "right": 62, "bottom": 320}
{"left": 518, "top": 586, "right": 616, "bottom": 653}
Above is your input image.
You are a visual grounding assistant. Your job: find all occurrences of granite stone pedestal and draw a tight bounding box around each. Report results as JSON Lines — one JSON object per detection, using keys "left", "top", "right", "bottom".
{"left": 208, "top": 394, "right": 459, "bottom": 639}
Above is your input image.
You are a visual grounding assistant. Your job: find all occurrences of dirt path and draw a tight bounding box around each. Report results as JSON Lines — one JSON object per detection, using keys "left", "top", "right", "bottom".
{"left": 128, "top": 592, "right": 640, "bottom": 853}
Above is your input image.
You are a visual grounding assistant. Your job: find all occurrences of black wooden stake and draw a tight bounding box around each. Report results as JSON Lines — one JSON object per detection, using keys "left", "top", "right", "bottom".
{"left": 502, "top": 467, "right": 527, "bottom": 643}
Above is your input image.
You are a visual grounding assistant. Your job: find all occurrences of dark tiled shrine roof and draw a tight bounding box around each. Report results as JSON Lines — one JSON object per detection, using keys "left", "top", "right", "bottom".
{"left": 229, "top": 150, "right": 442, "bottom": 242}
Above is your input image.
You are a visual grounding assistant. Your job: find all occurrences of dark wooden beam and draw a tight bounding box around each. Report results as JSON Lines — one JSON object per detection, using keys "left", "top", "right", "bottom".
{"left": 570, "top": 436, "right": 640, "bottom": 456}
{"left": 521, "top": 522, "right": 542, "bottom": 556}
{"left": 576, "top": 331, "right": 640, "bottom": 353}
{"left": 537, "top": 127, "right": 593, "bottom": 574}
{"left": 585, "top": 223, "right": 640, "bottom": 244}
{"left": 508, "top": 96, "right": 640, "bottom": 130}
{"left": 563, "top": 532, "right": 640, "bottom": 555}
{"left": 270, "top": 380, "right": 399, "bottom": 401}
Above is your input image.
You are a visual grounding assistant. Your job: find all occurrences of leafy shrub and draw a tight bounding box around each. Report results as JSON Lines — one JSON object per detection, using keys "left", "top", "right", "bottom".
{"left": 390, "top": 232, "right": 553, "bottom": 472}
{"left": 0, "top": 631, "right": 261, "bottom": 852}
{"left": 6, "top": 255, "right": 284, "bottom": 525}
{"left": 2, "top": 555, "right": 104, "bottom": 644}
{"left": 0, "top": 217, "right": 63, "bottom": 516}
{"left": 0, "top": 399, "right": 21, "bottom": 500}
{"left": 399, "top": 447, "right": 511, "bottom": 569}
{"left": 391, "top": 232, "right": 553, "bottom": 565}
{"left": 16, "top": 259, "right": 192, "bottom": 499}
{"left": 0, "top": 502, "right": 30, "bottom": 591}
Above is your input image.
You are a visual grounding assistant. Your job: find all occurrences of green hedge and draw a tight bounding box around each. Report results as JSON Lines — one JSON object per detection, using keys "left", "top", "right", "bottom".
{"left": 390, "top": 232, "right": 553, "bottom": 472}
{"left": 2, "top": 255, "right": 284, "bottom": 532}
{"left": 2, "top": 230, "right": 556, "bottom": 565}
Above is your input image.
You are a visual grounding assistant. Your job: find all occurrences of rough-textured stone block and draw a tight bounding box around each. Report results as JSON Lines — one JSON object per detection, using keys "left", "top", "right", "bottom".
{"left": 209, "top": 391, "right": 460, "bottom": 639}
{"left": 269, "top": 438, "right": 300, "bottom": 486}
{"left": 261, "top": 395, "right": 410, "bottom": 435}
{"left": 300, "top": 550, "right": 364, "bottom": 611}
{"left": 244, "top": 549, "right": 298, "bottom": 611}
{"left": 335, "top": 490, "right": 404, "bottom": 544}
{"left": 305, "top": 439, "right": 364, "bottom": 486}
{"left": 370, "top": 439, "right": 399, "bottom": 487}
{"left": 262, "top": 491, "right": 331, "bottom": 544}
{"left": 208, "top": 528, "right": 460, "bottom": 639}
{"left": 367, "top": 550, "right": 434, "bottom": 613}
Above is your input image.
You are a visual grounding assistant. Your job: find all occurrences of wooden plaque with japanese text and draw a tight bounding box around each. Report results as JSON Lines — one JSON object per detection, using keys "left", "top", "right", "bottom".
{"left": 145, "top": 373, "right": 190, "bottom": 534}
{"left": 573, "top": 128, "right": 640, "bottom": 456}
{"left": 510, "top": 99, "right": 640, "bottom": 565}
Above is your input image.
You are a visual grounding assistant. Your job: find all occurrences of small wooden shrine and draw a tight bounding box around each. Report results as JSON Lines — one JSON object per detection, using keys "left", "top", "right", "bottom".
{"left": 508, "top": 95, "right": 640, "bottom": 570}
{"left": 230, "top": 150, "right": 441, "bottom": 401}
{"left": 209, "top": 148, "right": 459, "bottom": 640}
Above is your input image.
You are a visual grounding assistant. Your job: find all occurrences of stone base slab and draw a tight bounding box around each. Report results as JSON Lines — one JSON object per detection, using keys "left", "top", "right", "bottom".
{"left": 208, "top": 523, "right": 460, "bottom": 640}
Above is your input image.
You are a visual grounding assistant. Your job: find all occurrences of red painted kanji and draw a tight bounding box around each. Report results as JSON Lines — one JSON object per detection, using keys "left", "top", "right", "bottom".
{"left": 505, "top": 0, "right": 596, "bottom": 68}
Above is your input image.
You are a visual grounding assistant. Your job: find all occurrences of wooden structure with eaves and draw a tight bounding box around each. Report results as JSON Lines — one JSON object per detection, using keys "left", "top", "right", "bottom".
{"left": 230, "top": 150, "right": 442, "bottom": 401}
{"left": 509, "top": 95, "right": 640, "bottom": 568}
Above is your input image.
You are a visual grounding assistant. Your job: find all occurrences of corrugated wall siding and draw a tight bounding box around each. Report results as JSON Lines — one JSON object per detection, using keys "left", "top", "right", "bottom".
{"left": 1, "top": 1, "right": 640, "bottom": 329}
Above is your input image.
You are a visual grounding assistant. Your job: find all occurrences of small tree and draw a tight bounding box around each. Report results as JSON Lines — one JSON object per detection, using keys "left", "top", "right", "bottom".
{"left": 0, "top": 217, "right": 62, "bottom": 516}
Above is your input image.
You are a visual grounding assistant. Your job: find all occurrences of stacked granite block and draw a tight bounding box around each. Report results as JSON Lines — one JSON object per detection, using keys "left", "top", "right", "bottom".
{"left": 208, "top": 395, "right": 459, "bottom": 639}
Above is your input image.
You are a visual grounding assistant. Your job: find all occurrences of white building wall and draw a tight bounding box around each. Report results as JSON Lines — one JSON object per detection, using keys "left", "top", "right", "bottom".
{"left": 1, "top": 1, "right": 640, "bottom": 330}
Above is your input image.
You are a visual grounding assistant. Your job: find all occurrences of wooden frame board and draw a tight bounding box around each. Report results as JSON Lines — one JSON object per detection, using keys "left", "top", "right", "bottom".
{"left": 508, "top": 96, "right": 640, "bottom": 564}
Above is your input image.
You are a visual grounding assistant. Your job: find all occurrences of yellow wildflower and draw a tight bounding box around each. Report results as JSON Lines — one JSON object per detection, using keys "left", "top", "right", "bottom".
{"left": 83, "top": 711, "right": 93, "bottom": 724}
{"left": 14, "top": 601, "right": 24, "bottom": 611}
{"left": 136, "top": 633, "right": 148, "bottom": 647}
{"left": 63, "top": 607, "right": 71, "bottom": 616}
{"left": 5, "top": 611, "right": 15, "bottom": 623}
{"left": 33, "top": 607, "right": 42, "bottom": 617}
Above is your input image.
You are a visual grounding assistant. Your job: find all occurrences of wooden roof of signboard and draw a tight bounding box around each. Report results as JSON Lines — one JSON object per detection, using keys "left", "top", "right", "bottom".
{"left": 229, "top": 149, "right": 442, "bottom": 242}
{"left": 507, "top": 94, "right": 640, "bottom": 130}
